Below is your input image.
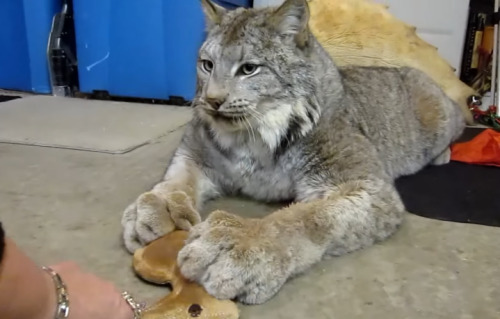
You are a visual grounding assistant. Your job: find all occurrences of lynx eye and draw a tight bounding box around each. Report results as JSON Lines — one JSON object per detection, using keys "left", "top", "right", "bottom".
{"left": 201, "top": 60, "right": 214, "bottom": 73}
{"left": 239, "top": 63, "right": 259, "bottom": 76}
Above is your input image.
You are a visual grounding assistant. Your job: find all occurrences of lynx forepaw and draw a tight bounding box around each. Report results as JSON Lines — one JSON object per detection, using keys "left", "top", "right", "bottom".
{"left": 177, "top": 210, "right": 290, "bottom": 304}
{"left": 121, "top": 191, "right": 201, "bottom": 254}
{"left": 432, "top": 147, "right": 451, "bottom": 166}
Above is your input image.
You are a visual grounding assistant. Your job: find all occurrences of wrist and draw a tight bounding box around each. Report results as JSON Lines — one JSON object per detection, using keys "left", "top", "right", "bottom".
{"left": 0, "top": 238, "right": 62, "bottom": 319}
{"left": 41, "top": 266, "right": 70, "bottom": 319}
{"left": 41, "top": 267, "right": 58, "bottom": 319}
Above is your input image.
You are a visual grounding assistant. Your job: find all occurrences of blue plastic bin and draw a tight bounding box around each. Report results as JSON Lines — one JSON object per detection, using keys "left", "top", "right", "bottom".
{"left": 73, "top": 0, "right": 204, "bottom": 101}
{"left": 0, "top": 0, "right": 61, "bottom": 93}
{"left": 72, "top": 0, "right": 251, "bottom": 102}
{"left": 215, "top": 0, "right": 252, "bottom": 9}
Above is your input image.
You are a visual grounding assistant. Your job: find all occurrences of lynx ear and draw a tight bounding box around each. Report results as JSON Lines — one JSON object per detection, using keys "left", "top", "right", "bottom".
{"left": 200, "top": 0, "right": 227, "bottom": 28}
{"left": 270, "top": 0, "right": 310, "bottom": 36}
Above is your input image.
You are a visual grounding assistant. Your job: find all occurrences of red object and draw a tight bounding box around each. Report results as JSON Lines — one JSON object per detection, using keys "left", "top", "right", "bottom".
{"left": 451, "top": 129, "right": 500, "bottom": 167}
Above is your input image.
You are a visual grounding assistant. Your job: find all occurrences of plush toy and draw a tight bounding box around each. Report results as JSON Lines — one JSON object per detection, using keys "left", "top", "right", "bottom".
{"left": 132, "top": 231, "right": 240, "bottom": 319}
{"left": 307, "top": 0, "right": 476, "bottom": 124}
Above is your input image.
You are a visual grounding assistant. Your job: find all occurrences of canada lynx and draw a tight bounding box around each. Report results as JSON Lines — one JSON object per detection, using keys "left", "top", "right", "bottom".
{"left": 122, "top": 0, "right": 465, "bottom": 304}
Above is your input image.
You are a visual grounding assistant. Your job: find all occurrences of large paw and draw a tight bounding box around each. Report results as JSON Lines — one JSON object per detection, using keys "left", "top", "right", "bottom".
{"left": 121, "top": 191, "right": 201, "bottom": 253}
{"left": 177, "top": 210, "right": 290, "bottom": 305}
{"left": 432, "top": 147, "right": 451, "bottom": 166}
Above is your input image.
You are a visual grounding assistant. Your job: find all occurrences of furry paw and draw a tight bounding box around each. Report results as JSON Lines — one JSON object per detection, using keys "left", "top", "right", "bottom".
{"left": 177, "top": 210, "right": 290, "bottom": 304}
{"left": 432, "top": 147, "right": 451, "bottom": 166}
{"left": 121, "top": 191, "right": 201, "bottom": 253}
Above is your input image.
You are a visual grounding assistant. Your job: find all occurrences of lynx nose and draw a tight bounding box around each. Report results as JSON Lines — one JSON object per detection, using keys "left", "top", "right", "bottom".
{"left": 205, "top": 80, "right": 226, "bottom": 110}
{"left": 205, "top": 96, "right": 225, "bottom": 110}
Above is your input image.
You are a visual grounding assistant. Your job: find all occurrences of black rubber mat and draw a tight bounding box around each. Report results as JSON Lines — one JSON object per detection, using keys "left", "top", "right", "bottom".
{"left": 0, "top": 95, "right": 21, "bottom": 102}
{"left": 396, "top": 127, "right": 500, "bottom": 227}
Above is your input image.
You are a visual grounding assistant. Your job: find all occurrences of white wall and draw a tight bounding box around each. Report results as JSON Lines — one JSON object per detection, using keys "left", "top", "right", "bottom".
{"left": 253, "top": 0, "right": 284, "bottom": 7}
{"left": 373, "top": 0, "right": 470, "bottom": 74}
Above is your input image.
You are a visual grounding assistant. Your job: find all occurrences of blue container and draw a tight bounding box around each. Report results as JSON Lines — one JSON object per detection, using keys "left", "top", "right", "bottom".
{"left": 215, "top": 0, "right": 252, "bottom": 9}
{"left": 73, "top": 0, "right": 251, "bottom": 102}
{"left": 73, "top": 0, "right": 206, "bottom": 101}
{"left": 0, "top": 0, "right": 61, "bottom": 93}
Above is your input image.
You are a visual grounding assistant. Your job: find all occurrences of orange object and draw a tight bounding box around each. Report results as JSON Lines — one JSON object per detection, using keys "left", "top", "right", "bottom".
{"left": 132, "top": 231, "right": 240, "bottom": 319}
{"left": 451, "top": 129, "right": 500, "bottom": 167}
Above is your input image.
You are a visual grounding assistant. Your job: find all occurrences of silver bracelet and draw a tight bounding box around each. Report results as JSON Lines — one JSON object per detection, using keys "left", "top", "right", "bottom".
{"left": 121, "top": 291, "right": 145, "bottom": 319}
{"left": 42, "top": 266, "right": 70, "bottom": 319}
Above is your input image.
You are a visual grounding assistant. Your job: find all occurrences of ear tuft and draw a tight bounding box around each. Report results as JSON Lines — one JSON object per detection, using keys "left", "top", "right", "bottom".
{"left": 201, "top": 0, "right": 227, "bottom": 29}
{"left": 271, "top": 0, "right": 310, "bottom": 36}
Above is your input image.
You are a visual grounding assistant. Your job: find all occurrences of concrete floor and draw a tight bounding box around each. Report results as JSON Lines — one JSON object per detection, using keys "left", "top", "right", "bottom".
{"left": 1, "top": 96, "right": 499, "bottom": 319}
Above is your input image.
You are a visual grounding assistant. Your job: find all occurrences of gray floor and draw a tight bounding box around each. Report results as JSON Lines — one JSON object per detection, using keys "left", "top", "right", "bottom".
{"left": 0, "top": 95, "right": 192, "bottom": 153}
{"left": 1, "top": 96, "right": 499, "bottom": 319}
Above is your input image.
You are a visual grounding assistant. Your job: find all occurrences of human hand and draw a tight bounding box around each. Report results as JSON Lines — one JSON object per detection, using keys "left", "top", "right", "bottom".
{"left": 47, "top": 262, "right": 135, "bottom": 319}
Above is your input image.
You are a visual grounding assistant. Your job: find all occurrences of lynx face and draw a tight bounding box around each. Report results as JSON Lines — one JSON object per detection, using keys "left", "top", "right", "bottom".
{"left": 193, "top": 2, "right": 322, "bottom": 148}
{"left": 195, "top": 37, "right": 284, "bottom": 129}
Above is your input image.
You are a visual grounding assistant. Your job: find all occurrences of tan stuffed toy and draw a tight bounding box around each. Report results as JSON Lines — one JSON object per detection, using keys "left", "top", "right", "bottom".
{"left": 132, "top": 231, "right": 240, "bottom": 319}
{"left": 307, "top": 0, "right": 475, "bottom": 124}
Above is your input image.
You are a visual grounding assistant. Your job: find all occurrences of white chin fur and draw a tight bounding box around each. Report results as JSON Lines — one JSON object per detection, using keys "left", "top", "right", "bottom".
{"left": 198, "top": 100, "right": 314, "bottom": 152}
{"left": 257, "top": 103, "right": 293, "bottom": 150}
